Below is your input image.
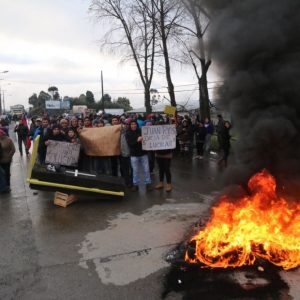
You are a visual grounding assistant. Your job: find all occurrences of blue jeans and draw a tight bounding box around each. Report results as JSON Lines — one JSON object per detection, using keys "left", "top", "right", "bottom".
{"left": 204, "top": 134, "right": 212, "bottom": 153}
{"left": 130, "top": 155, "right": 151, "bottom": 186}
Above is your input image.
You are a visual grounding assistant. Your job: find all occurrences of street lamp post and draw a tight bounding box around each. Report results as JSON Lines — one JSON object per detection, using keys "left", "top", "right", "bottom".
{"left": 0, "top": 85, "right": 2, "bottom": 114}
{"left": 2, "top": 90, "right": 7, "bottom": 113}
{"left": 0, "top": 71, "right": 9, "bottom": 114}
{"left": 101, "top": 70, "right": 105, "bottom": 113}
{"left": 1, "top": 83, "right": 11, "bottom": 113}
{"left": 2, "top": 90, "right": 5, "bottom": 114}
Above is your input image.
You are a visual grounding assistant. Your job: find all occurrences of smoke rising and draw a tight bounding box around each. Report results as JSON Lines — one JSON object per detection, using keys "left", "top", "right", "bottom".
{"left": 203, "top": 0, "right": 300, "bottom": 183}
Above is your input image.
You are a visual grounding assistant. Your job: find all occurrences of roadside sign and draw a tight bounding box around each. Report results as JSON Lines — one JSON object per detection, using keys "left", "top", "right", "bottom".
{"left": 46, "top": 101, "right": 61, "bottom": 109}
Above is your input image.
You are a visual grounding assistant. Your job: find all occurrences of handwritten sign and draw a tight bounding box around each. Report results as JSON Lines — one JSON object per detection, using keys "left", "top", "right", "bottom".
{"left": 45, "top": 141, "right": 80, "bottom": 167}
{"left": 142, "top": 125, "right": 176, "bottom": 151}
{"left": 164, "top": 105, "right": 176, "bottom": 116}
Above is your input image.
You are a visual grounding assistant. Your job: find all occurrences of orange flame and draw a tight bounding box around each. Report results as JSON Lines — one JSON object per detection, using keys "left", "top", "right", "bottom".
{"left": 185, "top": 169, "right": 300, "bottom": 270}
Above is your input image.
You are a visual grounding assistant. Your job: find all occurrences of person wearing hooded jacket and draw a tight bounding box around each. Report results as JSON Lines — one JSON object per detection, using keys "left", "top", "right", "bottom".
{"left": 0, "top": 129, "right": 15, "bottom": 193}
{"left": 218, "top": 121, "right": 231, "bottom": 167}
{"left": 33, "top": 117, "right": 52, "bottom": 164}
{"left": 14, "top": 118, "right": 29, "bottom": 156}
{"left": 126, "top": 120, "right": 152, "bottom": 191}
{"left": 44, "top": 125, "right": 67, "bottom": 145}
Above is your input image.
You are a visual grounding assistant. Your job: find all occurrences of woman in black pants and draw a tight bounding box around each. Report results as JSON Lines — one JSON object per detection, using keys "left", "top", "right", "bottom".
{"left": 218, "top": 121, "right": 231, "bottom": 167}
{"left": 155, "top": 149, "right": 173, "bottom": 192}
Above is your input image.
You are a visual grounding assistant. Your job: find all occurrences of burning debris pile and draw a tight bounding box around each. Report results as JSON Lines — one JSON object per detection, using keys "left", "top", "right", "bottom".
{"left": 164, "top": 0, "right": 300, "bottom": 298}
{"left": 185, "top": 169, "right": 300, "bottom": 270}
{"left": 182, "top": 0, "right": 300, "bottom": 269}
{"left": 183, "top": 0, "right": 300, "bottom": 271}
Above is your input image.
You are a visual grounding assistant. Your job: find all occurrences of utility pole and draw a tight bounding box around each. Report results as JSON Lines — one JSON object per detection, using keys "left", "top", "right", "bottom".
{"left": 0, "top": 70, "right": 9, "bottom": 114}
{"left": 101, "top": 70, "right": 105, "bottom": 113}
{"left": 0, "top": 87, "right": 2, "bottom": 114}
{"left": 2, "top": 90, "right": 5, "bottom": 113}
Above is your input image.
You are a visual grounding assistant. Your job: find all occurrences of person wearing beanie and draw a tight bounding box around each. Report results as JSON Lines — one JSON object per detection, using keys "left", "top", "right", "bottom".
{"left": 0, "top": 118, "right": 9, "bottom": 136}
{"left": 44, "top": 125, "right": 67, "bottom": 145}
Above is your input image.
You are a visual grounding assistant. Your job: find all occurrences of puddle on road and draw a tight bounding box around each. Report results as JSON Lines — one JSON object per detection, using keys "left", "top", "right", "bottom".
{"left": 78, "top": 201, "right": 212, "bottom": 286}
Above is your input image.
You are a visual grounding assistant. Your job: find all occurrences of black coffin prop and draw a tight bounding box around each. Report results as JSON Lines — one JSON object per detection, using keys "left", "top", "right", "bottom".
{"left": 30, "top": 165, "right": 125, "bottom": 197}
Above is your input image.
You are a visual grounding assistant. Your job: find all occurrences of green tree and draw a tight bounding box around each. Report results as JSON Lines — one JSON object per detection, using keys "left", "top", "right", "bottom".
{"left": 53, "top": 91, "right": 60, "bottom": 100}
{"left": 28, "top": 91, "right": 51, "bottom": 115}
{"left": 102, "top": 93, "right": 111, "bottom": 103}
{"left": 72, "top": 97, "right": 87, "bottom": 106}
{"left": 38, "top": 91, "right": 51, "bottom": 108}
{"left": 28, "top": 93, "right": 38, "bottom": 107}
{"left": 115, "top": 97, "right": 132, "bottom": 111}
{"left": 86, "top": 90, "right": 95, "bottom": 104}
{"left": 98, "top": 93, "right": 111, "bottom": 108}
{"left": 79, "top": 94, "right": 87, "bottom": 103}
{"left": 48, "top": 86, "right": 59, "bottom": 100}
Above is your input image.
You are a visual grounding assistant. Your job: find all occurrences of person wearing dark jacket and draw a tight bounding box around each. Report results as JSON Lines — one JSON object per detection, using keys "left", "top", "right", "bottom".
{"left": 44, "top": 125, "right": 67, "bottom": 145}
{"left": 218, "top": 121, "right": 231, "bottom": 167}
{"left": 216, "top": 114, "right": 225, "bottom": 151}
{"left": 34, "top": 118, "right": 52, "bottom": 164}
{"left": 29, "top": 117, "right": 41, "bottom": 140}
{"left": 177, "top": 119, "right": 193, "bottom": 157}
{"left": 126, "top": 120, "right": 152, "bottom": 191}
{"left": 194, "top": 121, "right": 206, "bottom": 159}
{"left": 154, "top": 119, "right": 173, "bottom": 192}
{"left": 0, "top": 119, "right": 9, "bottom": 136}
{"left": 14, "top": 119, "right": 29, "bottom": 155}
{"left": 0, "top": 129, "right": 15, "bottom": 192}
{"left": 203, "top": 117, "right": 214, "bottom": 154}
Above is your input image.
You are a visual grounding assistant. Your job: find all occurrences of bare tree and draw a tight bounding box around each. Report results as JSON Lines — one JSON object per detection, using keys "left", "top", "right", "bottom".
{"left": 150, "top": 0, "right": 185, "bottom": 107}
{"left": 177, "top": 0, "right": 212, "bottom": 120}
{"left": 89, "top": 0, "right": 157, "bottom": 113}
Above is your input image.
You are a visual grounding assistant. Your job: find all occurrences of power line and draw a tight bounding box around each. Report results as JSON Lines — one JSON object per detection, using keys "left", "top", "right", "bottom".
{"left": 7, "top": 79, "right": 223, "bottom": 91}
{"left": 106, "top": 86, "right": 221, "bottom": 95}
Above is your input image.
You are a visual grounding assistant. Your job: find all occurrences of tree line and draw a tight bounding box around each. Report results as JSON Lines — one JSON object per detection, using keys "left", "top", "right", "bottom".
{"left": 28, "top": 86, "right": 132, "bottom": 115}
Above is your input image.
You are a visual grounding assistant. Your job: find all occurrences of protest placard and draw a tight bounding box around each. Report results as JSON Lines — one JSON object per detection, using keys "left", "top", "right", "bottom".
{"left": 45, "top": 141, "right": 80, "bottom": 167}
{"left": 142, "top": 125, "right": 176, "bottom": 151}
{"left": 79, "top": 125, "right": 121, "bottom": 156}
{"left": 164, "top": 105, "right": 176, "bottom": 117}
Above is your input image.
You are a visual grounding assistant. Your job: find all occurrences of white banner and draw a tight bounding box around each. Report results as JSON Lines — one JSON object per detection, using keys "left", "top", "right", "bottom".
{"left": 46, "top": 100, "right": 61, "bottom": 109}
{"left": 142, "top": 125, "right": 176, "bottom": 151}
{"left": 45, "top": 141, "right": 80, "bottom": 166}
{"left": 73, "top": 105, "right": 87, "bottom": 114}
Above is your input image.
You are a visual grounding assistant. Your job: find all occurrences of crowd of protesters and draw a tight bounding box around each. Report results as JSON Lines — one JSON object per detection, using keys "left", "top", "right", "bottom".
{"left": 0, "top": 112, "right": 231, "bottom": 194}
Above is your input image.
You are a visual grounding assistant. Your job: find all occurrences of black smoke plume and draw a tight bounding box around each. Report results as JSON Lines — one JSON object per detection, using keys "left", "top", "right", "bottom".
{"left": 203, "top": 0, "right": 300, "bottom": 184}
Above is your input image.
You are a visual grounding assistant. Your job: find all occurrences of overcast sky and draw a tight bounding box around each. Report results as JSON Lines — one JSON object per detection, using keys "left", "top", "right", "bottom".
{"left": 0, "top": 0, "right": 218, "bottom": 111}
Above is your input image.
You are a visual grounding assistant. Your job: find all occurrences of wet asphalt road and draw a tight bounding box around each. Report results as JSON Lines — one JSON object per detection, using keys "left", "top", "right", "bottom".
{"left": 0, "top": 128, "right": 223, "bottom": 300}
{"left": 1, "top": 129, "right": 299, "bottom": 300}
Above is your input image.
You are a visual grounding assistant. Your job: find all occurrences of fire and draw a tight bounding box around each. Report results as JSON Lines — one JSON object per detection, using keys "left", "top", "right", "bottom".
{"left": 185, "top": 169, "right": 300, "bottom": 270}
